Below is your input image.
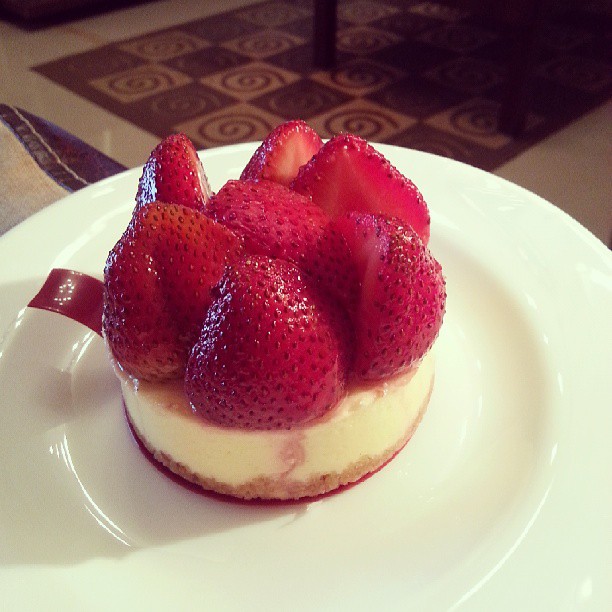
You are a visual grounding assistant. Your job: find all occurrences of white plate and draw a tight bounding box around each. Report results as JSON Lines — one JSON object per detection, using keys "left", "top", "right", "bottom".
{"left": 0, "top": 143, "right": 610, "bottom": 611}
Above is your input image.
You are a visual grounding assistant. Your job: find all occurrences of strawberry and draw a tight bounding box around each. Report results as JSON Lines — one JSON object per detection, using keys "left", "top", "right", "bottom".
{"left": 103, "top": 201, "right": 242, "bottom": 381}
{"left": 292, "top": 134, "right": 431, "bottom": 244}
{"left": 333, "top": 213, "right": 445, "bottom": 381}
{"left": 208, "top": 179, "right": 358, "bottom": 315}
{"left": 240, "top": 120, "right": 322, "bottom": 186}
{"left": 136, "top": 133, "right": 211, "bottom": 212}
{"left": 185, "top": 255, "right": 351, "bottom": 430}
{"left": 104, "top": 228, "right": 183, "bottom": 381}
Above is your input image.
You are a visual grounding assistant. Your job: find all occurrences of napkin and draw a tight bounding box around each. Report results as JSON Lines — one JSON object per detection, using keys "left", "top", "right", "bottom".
{"left": 0, "top": 104, "right": 126, "bottom": 235}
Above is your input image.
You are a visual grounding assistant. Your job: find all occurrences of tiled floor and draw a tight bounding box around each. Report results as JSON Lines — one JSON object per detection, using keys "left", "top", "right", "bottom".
{"left": 0, "top": 0, "right": 610, "bottom": 244}
{"left": 28, "top": 0, "right": 612, "bottom": 171}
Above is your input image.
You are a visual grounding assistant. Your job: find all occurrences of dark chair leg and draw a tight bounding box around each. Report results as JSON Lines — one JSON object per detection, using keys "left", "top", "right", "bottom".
{"left": 498, "top": 0, "right": 544, "bottom": 136}
{"left": 313, "top": 0, "right": 338, "bottom": 69}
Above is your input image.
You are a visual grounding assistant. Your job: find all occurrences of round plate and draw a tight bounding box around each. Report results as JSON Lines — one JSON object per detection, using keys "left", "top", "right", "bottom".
{"left": 0, "top": 143, "right": 610, "bottom": 610}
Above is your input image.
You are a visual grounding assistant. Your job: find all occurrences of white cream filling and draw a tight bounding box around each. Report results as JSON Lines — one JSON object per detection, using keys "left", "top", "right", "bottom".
{"left": 119, "top": 351, "right": 434, "bottom": 486}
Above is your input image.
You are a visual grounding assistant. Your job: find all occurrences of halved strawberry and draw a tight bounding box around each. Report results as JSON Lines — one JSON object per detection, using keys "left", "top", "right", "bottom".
{"left": 292, "top": 134, "right": 431, "bottom": 244}
{"left": 240, "top": 120, "right": 322, "bottom": 186}
{"left": 103, "top": 201, "right": 242, "bottom": 381}
{"left": 186, "top": 255, "right": 351, "bottom": 430}
{"left": 333, "top": 212, "right": 445, "bottom": 382}
{"left": 208, "top": 179, "right": 358, "bottom": 315}
{"left": 136, "top": 133, "right": 211, "bottom": 212}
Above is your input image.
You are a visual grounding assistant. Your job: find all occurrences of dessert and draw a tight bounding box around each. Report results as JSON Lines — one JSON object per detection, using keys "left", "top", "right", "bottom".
{"left": 103, "top": 120, "right": 446, "bottom": 500}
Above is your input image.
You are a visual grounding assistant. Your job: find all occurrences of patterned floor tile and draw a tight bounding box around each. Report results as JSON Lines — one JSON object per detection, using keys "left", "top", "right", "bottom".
{"left": 424, "top": 98, "right": 543, "bottom": 149}
{"left": 281, "top": 16, "right": 315, "bottom": 39}
{"left": 310, "top": 59, "right": 405, "bottom": 97}
{"left": 34, "top": 46, "right": 145, "bottom": 85}
{"left": 174, "top": 103, "right": 285, "bottom": 149}
{"left": 536, "top": 55, "right": 611, "bottom": 92}
{"left": 250, "top": 79, "right": 351, "bottom": 120}
{"left": 424, "top": 57, "right": 505, "bottom": 95}
{"left": 164, "top": 47, "right": 250, "bottom": 79}
{"left": 408, "top": 2, "right": 468, "bottom": 22}
{"left": 367, "top": 75, "right": 463, "bottom": 119}
{"left": 371, "top": 40, "right": 453, "bottom": 72}
{"left": 265, "top": 43, "right": 320, "bottom": 75}
{"left": 416, "top": 23, "right": 498, "bottom": 54}
{"left": 336, "top": 26, "right": 403, "bottom": 56}
{"left": 221, "top": 30, "right": 305, "bottom": 60}
{"left": 180, "top": 14, "right": 262, "bottom": 43}
{"left": 135, "top": 83, "right": 239, "bottom": 135}
{"left": 201, "top": 61, "right": 301, "bottom": 101}
{"left": 389, "top": 123, "right": 492, "bottom": 168}
{"left": 425, "top": 99, "right": 510, "bottom": 150}
{"left": 338, "top": 0, "right": 400, "bottom": 25}
{"left": 235, "top": 1, "right": 311, "bottom": 27}
{"left": 369, "top": 11, "right": 438, "bottom": 38}
{"left": 308, "top": 99, "right": 417, "bottom": 141}
{"left": 89, "top": 63, "right": 192, "bottom": 104}
{"left": 119, "top": 30, "right": 210, "bottom": 62}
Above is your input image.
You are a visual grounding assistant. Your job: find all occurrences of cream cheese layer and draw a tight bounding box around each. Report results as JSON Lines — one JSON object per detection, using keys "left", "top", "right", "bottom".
{"left": 119, "top": 351, "right": 434, "bottom": 487}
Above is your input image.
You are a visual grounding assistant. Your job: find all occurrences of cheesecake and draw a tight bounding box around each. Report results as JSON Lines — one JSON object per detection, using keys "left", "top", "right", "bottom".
{"left": 103, "top": 124, "right": 446, "bottom": 502}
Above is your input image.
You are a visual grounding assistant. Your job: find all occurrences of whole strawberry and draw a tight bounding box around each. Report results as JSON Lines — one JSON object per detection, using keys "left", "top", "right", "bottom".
{"left": 103, "top": 201, "right": 242, "bottom": 381}
{"left": 240, "top": 119, "right": 322, "bottom": 186}
{"left": 136, "top": 133, "right": 211, "bottom": 212}
{"left": 208, "top": 179, "right": 358, "bottom": 316}
{"left": 185, "top": 255, "right": 352, "bottom": 430}
{"left": 104, "top": 226, "right": 182, "bottom": 380}
{"left": 334, "top": 213, "right": 445, "bottom": 381}
{"left": 292, "top": 133, "right": 431, "bottom": 244}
